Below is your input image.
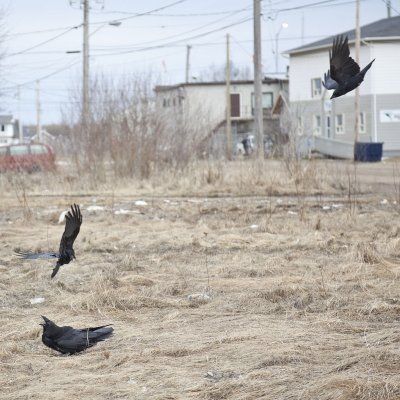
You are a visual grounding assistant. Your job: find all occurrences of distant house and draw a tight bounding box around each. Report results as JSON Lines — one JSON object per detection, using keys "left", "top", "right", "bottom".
{"left": 0, "top": 115, "right": 20, "bottom": 145}
{"left": 287, "top": 15, "right": 400, "bottom": 157}
{"left": 154, "top": 78, "right": 289, "bottom": 156}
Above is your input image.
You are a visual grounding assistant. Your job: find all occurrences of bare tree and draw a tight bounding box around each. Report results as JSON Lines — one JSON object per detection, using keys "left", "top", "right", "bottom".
{"left": 196, "top": 62, "right": 252, "bottom": 82}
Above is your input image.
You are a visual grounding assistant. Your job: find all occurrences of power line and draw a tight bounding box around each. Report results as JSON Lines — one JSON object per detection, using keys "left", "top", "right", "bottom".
{"left": 380, "top": 0, "right": 400, "bottom": 15}
{"left": 88, "top": 0, "right": 190, "bottom": 25}
{"left": 2, "top": 59, "right": 80, "bottom": 91}
{"left": 4, "top": 0, "right": 189, "bottom": 57}
{"left": 91, "top": 6, "right": 251, "bottom": 51}
{"left": 4, "top": 26, "right": 79, "bottom": 38}
{"left": 7, "top": 26, "right": 80, "bottom": 57}
{"left": 91, "top": 7, "right": 251, "bottom": 18}
{"left": 92, "top": 15, "right": 253, "bottom": 57}
{"left": 265, "top": 0, "right": 364, "bottom": 15}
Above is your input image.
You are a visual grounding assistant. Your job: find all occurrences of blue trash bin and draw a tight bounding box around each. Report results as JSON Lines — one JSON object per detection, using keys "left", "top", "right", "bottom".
{"left": 354, "top": 142, "right": 383, "bottom": 162}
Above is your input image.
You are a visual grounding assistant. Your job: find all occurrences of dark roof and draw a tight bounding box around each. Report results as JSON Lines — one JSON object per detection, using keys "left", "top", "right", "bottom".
{"left": 155, "top": 77, "right": 288, "bottom": 92}
{"left": 288, "top": 15, "right": 400, "bottom": 54}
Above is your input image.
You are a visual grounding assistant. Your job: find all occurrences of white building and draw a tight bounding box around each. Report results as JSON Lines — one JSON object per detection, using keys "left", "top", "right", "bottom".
{"left": 154, "top": 78, "right": 289, "bottom": 156}
{"left": 287, "top": 15, "right": 400, "bottom": 157}
{"left": 0, "top": 115, "right": 20, "bottom": 145}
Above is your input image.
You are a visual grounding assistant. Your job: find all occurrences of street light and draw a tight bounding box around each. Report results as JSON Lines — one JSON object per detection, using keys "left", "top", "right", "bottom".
{"left": 275, "top": 22, "right": 288, "bottom": 73}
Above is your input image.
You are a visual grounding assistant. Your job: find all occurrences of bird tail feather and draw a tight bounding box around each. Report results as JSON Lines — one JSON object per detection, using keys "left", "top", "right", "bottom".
{"left": 51, "top": 264, "right": 61, "bottom": 279}
{"left": 359, "top": 59, "right": 375, "bottom": 78}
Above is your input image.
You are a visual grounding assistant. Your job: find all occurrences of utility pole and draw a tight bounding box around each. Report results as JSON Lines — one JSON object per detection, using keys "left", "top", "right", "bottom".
{"left": 354, "top": 0, "right": 360, "bottom": 158}
{"left": 82, "top": 0, "right": 90, "bottom": 133}
{"left": 185, "top": 45, "right": 191, "bottom": 83}
{"left": 225, "top": 34, "right": 232, "bottom": 160}
{"left": 17, "top": 86, "right": 23, "bottom": 142}
{"left": 36, "top": 80, "right": 42, "bottom": 142}
{"left": 253, "top": 0, "right": 264, "bottom": 159}
{"left": 387, "top": 1, "right": 392, "bottom": 17}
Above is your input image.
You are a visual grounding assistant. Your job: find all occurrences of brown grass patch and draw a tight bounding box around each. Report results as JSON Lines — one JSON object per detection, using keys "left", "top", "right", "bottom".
{"left": 2, "top": 159, "right": 400, "bottom": 399}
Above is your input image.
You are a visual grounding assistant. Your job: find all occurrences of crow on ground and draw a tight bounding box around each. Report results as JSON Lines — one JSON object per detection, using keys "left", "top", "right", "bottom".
{"left": 322, "top": 35, "right": 375, "bottom": 99}
{"left": 16, "top": 204, "right": 82, "bottom": 278}
{"left": 40, "top": 316, "right": 113, "bottom": 355}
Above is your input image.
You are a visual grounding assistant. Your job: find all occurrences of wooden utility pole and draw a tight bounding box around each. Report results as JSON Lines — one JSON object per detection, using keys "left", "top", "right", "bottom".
{"left": 225, "top": 34, "right": 232, "bottom": 160}
{"left": 17, "top": 86, "right": 23, "bottom": 142}
{"left": 253, "top": 0, "right": 264, "bottom": 159}
{"left": 36, "top": 80, "right": 42, "bottom": 142}
{"left": 185, "top": 45, "right": 191, "bottom": 83}
{"left": 354, "top": 0, "right": 360, "bottom": 158}
{"left": 82, "top": 0, "right": 90, "bottom": 132}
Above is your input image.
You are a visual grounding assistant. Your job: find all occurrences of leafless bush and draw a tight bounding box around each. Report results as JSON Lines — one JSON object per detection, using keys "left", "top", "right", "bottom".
{"left": 279, "top": 105, "right": 321, "bottom": 219}
{"left": 62, "top": 73, "right": 212, "bottom": 181}
{"left": 7, "top": 172, "right": 32, "bottom": 221}
{"left": 345, "top": 163, "right": 359, "bottom": 216}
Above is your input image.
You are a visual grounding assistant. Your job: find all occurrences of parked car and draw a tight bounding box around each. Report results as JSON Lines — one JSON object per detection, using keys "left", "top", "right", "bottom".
{"left": 0, "top": 143, "right": 56, "bottom": 172}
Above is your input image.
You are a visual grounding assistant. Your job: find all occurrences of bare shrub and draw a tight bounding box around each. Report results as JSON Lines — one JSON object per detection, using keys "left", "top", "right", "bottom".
{"left": 7, "top": 172, "right": 32, "bottom": 221}
{"left": 352, "top": 241, "right": 382, "bottom": 264}
{"left": 62, "top": 73, "right": 212, "bottom": 182}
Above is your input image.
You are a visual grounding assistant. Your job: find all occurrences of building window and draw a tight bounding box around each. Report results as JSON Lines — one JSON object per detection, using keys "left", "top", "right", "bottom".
{"left": 311, "top": 78, "right": 322, "bottom": 97}
{"left": 335, "top": 114, "right": 345, "bottom": 134}
{"left": 1, "top": 125, "right": 4, "bottom": 132}
{"left": 313, "top": 115, "right": 321, "bottom": 135}
{"left": 359, "top": 112, "right": 366, "bottom": 134}
{"left": 297, "top": 116, "right": 304, "bottom": 136}
{"left": 251, "top": 92, "right": 274, "bottom": 115}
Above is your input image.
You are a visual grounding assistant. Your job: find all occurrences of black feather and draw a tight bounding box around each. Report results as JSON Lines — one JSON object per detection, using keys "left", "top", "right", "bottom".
{"left": 15, "top": 204, "right": 83, "bottom": 278}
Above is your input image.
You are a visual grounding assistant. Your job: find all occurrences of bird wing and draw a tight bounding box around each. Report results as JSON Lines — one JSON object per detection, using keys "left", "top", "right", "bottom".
{"left": 329, "top": 35, "right": 360, "bottom": 84}
{"left": 56, "top": 326, "right": 113, "bottom": 353}
{"left": 58, "top": 204, "right": 82, "bottom": 255}
{"left": 15, "top": 250, "right": 58, "bottom": 260}
{"left": 322, "top": 70, "right": 338, "bottom": 90}
{"left": 78, "top": 325, "right": 114, "bottom": 333}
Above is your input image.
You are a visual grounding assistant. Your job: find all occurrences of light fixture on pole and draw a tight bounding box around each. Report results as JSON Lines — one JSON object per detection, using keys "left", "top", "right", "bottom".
{"left": 275, "top": 22, "right": 288, "bottom": 73}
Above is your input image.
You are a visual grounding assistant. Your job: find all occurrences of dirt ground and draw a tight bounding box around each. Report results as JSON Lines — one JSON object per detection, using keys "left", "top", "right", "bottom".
{"left": 1, "top": 158, "right": 400, "bottom": 399}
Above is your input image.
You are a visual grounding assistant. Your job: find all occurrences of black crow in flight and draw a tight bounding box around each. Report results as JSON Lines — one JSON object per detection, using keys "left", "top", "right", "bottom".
{"left": 40, "top": 316, "right": 113, "bottom": 355}
{"left": 16, "top": 204, "right": 82, "bottom": 278}
{"left": 322, "top": 35, "right": 375, "bottom": 99}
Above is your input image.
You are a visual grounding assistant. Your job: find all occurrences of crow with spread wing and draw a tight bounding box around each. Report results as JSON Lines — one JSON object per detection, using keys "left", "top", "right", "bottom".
{"left": 322, "top": 35, "right": 375, "bottom": 99}
{"left": 40, "top": 316, "right": 113, "bottom": 355}
{"left": 16, "top": 204, "right": 82, "bottom": 278}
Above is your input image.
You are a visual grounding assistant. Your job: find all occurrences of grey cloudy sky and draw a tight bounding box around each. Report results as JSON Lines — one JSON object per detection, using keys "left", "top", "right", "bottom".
{"left": 1, "top": 0, "right": 397, "bottom": 125}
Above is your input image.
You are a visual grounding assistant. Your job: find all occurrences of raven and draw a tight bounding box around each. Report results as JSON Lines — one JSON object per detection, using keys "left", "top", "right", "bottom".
{"left": 40, "top": 316, "right": 113, "bottom": 355}
{"left": 16, "top": 204, "right": 82, "bottom": 278}
{"left": 322, "top": 35, "right": 375, "bottom": 99}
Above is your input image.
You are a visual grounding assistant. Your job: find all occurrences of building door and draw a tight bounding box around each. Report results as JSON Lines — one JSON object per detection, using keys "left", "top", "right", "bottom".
{"left": 230, "top": 94, "right": 240, "bottom": 117}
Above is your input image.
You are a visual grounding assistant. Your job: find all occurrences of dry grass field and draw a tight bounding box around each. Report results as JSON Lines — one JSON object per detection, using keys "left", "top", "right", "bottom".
{"left": 2, "top": 158, "right": 400, "bottom": 399}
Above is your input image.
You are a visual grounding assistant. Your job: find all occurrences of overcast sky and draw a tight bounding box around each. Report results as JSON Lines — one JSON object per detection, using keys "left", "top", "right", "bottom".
{"left": 1, "top": 0, "right": 398, "bottom": 125}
